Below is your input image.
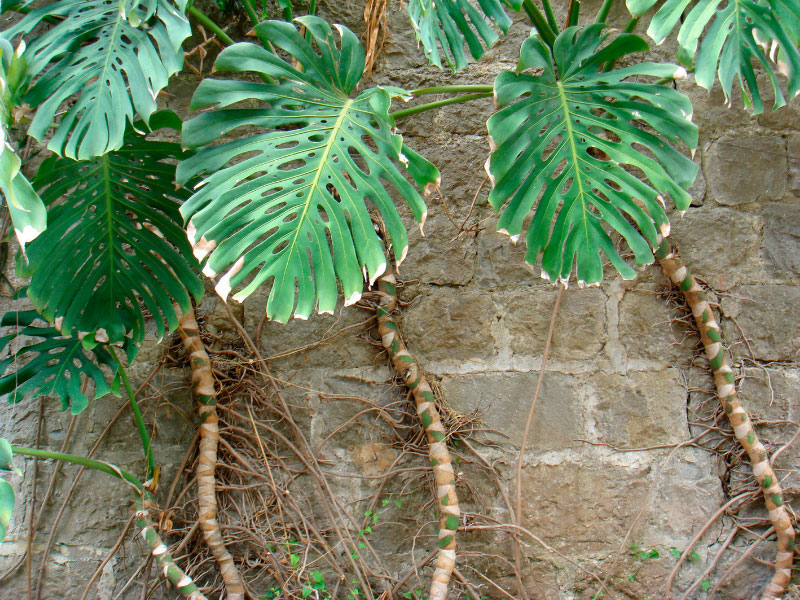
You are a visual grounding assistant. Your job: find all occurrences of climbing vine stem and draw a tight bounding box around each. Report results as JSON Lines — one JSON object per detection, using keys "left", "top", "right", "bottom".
{"left": 177, "top": 307, "right": 245, "bottom": 600}
{"left": 595, "top": 0, "right": 614, "bottom": 23}
{"left": 375, "top": 270, "right": 461, "bottom": 600}
{"left": 657, "top": 240, "right": 795, "bottom": 600}
{"left": 10, "top": 445, "right": 207, "bottom": 599}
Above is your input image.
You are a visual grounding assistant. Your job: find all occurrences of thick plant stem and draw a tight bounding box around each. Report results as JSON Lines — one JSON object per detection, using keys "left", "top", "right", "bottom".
{"left": 135, "top": 497, "right": 208, "bottom": 600}
{"left": 595, "top": 0, "right": 614, "bottom": 23}
{"left": 376, "top": 271, "right": 460, "bottom": 600}
{"left": 656, "top": 240, "right": 795, "bottom": 600}
{"left": 187, "top": 6, "right": 235, "bottom": 46}
{"left": 522, "top": 0, "right": 557, "bottom": 47}
{"left": 240, "top": 0, "right": 259, "bottom": 26}
{"left": 177, "top": 308, "right": 245, "bottom": 600}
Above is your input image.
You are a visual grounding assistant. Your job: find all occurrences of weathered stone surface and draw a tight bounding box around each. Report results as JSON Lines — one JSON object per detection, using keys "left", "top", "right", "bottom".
{"left": 736, "top": 367, "right": 800, "bottom": 489}
{"left": 678, "top": 81, "right": 753, "bottom": 135}
{"left": 704, "top": 134, "right": 788, "bottom": 206}
{"left": 476, "top": 225, "right": 537, "bottom": 289}
{"left": 762, "top": 202, "right": 800, "bottom": 277}
{"left": 401, "top": 213, "right": 477, "bottom": 286}
{"left": 585, "top": 369, "right": 690, "bottom": 448}
{"left": 618, "top": 285, "right": 698, "bottom": 364}
{"left": 790, "top": 133, "right": 800, "bottom": 195}
{"left": 440, "top": 371, "right": 579, "bottom": 449}
{"left": 400, "top": 286, "right": 498, "bottom": 363}
{"left": 243, "top": 289, "right": 378, "bottom": 370}
{"left": 352, "top": 442, "right": 397, "bottom": 478}
{"left": 688, "top": 156, "right": 707, "bottom": 206}
{"left": 720, "top": 284, "right": 800, "bottom": 362}
{"left": 498, "top": 287, "right": 607, "bottom": 361}
{"left": 669, "top": 207, "right": 763, "bottom": 290}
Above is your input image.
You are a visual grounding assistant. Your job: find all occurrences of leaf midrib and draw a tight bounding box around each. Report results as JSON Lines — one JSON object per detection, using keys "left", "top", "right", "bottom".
{"left": 273, "top": 99, "right": 355, "bottom": 299}
{"left": 556, "top": 80, "right": 591, "bottom": 261}
{"left": 102, "top": 153, "right": 116, "bottom": 322}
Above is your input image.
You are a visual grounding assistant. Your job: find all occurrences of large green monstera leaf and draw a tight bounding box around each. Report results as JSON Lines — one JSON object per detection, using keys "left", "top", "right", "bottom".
{"left": 178, "top": 17, "right": 439, "bottom": 323}
{"left": 487, "top": 25, "right": 698, "bottom": 285}
{"left": 0, "top": 310, "right": 121, "bottom": 414}
{"left": 4, "top": 0, "right": 190, "bottom": 159}
{"left": 22, "top": 114, "right": 202, "bottom": 347}
{"left": 627, "top": 0, "right": 800, "bottom": 113}
{"left": 0, "top": 34, "right": 46, "bottom": 252}
{"left": 408, "top": 0, "right": 521, "bottom": 70}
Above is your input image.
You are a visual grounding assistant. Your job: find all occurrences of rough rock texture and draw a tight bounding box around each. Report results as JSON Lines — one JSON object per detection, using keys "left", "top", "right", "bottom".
{"left": 1, "top": 1, "right": 798, "bottom": 599}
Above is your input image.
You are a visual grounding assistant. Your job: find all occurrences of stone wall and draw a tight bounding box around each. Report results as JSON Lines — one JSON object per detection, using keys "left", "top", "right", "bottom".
{"left": 0, "top": 1, "right": 798, "bottom": 599}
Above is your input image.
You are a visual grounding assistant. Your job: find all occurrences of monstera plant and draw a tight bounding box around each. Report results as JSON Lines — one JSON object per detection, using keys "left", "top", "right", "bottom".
{"left": 0, "top": 0, "right": 796, "bottom": 599}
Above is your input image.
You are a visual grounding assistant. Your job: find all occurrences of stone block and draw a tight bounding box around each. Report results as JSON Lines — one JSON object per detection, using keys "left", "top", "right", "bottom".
{"left": 585, "top": 369, "right": 689, "bottom": 447}
{"left": 400, "top": 286, "right": 499, "bottom": 363}
{"left": 243, "top": 290, "right": 379, "bottom": 370}
{"left": 678, "top": 81, "right": 752, "bottom": 136}
{"left": 790, "top": 133, "right": 800, "bottom": 194}
{"left": 618, "top": 286, "right": 698, "bottom": 364}
{"left": 736, "top": 367, "right": 800, "bottom": 489}
{"left": 401, "top": 213, "right": 477, "bottom": 286}
{"left": 720, "top": 284, "right": 800, "bottom": 362}
{"left": 273, "top": 368, "right": 402, "bottom": 456}
{"left": 762, "top": 202, "right": 800, "bottom": 277}
{"left": 669, "top": 207, "right": 763, "bottom": 290}
{"left": 705, "top": 134, "right": 788, "bottom": 206}
{"left": 498, "top": 287, "right": 607, "bottom": 361}
{"left": 475, "top": 225, "right": 537, "bottom": 289}
{"left": 440, "top": 371, "right": 579, "bottom": 450}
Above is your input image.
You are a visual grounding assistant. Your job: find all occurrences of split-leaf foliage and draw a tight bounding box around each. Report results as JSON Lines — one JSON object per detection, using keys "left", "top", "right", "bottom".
{"left": 179, "top": 16, "right": 438, "bottom": 323}
{"left": 628, "top": 0, "right": 800, "bottom": 112}
{"left": 0, "top": 309, "right": 122, "bottom": 414}
{"left": 22, "top": 113, "right": 202, "bottom": 347}
{"left": 408, "top": 0, "right": 522, "bottom": 70}
{"left": 0, "top": 0, "right": 796, "bottom": 597}
{"left": 487, "top": 25, "right": 697, "bottom": 284}
{"left": 5, "top": 0, "right": 191, "bottom": 159}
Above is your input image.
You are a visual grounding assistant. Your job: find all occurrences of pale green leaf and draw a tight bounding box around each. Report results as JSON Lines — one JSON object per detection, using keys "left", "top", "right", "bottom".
{"left": 0, "top": 310, "right": 121, "bottom": 414}
{"left": 178, "top": 17, "right": 439, "bottom": 323}
{"left": 0, "top": 478, "right": 13, "bottom": 541}
{"left": 487, "top": 25, "right": 698, "bottom": 285}
{"left": 627, "top": 0, "right": 800, "bottom": 113}
{"left": 0, "top": 34, "right": 46, "bottom": 252}
{"left": 4, "top": 0, "right": 190, "bottom": 159}
{"left": 408, "top": 0, "right": 518, "bottom": 70}
{"left": 22, "top": 116, "right": 202, "bottom": 347}
{"left": 0, "top": 438, "right": 15, "bottom": 472}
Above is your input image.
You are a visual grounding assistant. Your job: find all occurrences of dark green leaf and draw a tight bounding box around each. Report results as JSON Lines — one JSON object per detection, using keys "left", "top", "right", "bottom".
{"left": 179, "top": 17, "right": 439, "bottom": 323}
{"left": 23, "top": 116, "right": 202, "bottom": 347}
{"left": 487, "top": 25, "right": 698, "bottom": 285}
{"left": 5, "top": 0, "right": 191, "bottom": 159}
{"left": 0, "top": 311, "right": 121, "bottom": 413}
